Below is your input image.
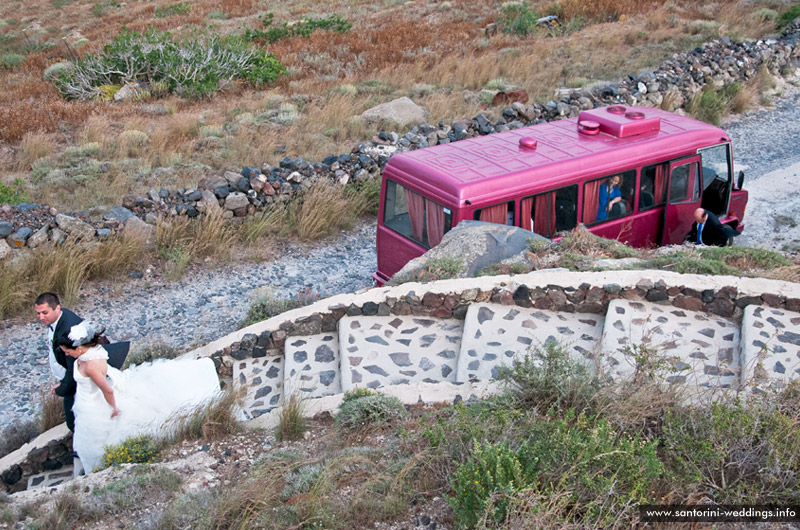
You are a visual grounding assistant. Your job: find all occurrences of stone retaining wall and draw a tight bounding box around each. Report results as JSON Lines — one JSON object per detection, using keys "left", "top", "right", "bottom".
{"left": 0, "top": 425, "right": 71, "bottom": 494}
{"left": 192, "top": 270, "right": 800, "bottom": 419}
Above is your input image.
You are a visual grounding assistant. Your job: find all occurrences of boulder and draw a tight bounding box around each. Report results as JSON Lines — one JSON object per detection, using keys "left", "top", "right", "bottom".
{"left": 27, "top": 225, "right": 50, "bottom": 248}
{"left": 394, "top": 220, "right": 545, "bottom": 280}
{"left": 196, "top": 189, "right": 222, "bottom": 214}
{"left": 55, "top": 214, "right": 95, "bottom": 240}
{"left": 123, "top": 216, "right": 155, "bottom": 245}
{"left": 198, "top": 176, "right": 227, "bottom": 191}
{"left": 103, "top": 206, "right": 135, "bottom": 224}
{"left": 0, "top": 221, "right": 12, "bottom": 238}
{"left": 224, "top": 192, "right": 249, "bottom": 211}
{"left": 360, "top": 97, "right": 428, "bottom": 127}
{"left": 0, "top": 239, "right": 11, "bottom": 260}
{"left": 7, "top": 227, "right": 33, "bottom": 248}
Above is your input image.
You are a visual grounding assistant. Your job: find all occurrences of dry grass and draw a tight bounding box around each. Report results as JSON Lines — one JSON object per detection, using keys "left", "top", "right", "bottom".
{"left": 17, "top": 131, "right": 56, "bottom": 171}
{"left": 0, "top": 261, "right": 33, "bottom": 320}
{"left": 157, "top": 208, "right": 234, "bottom": 268}
{"left": 38, "top": 390, "right": 66, "bottom": 433}
{"left": 293, "top": 182, "right": 357, "bottom": 241}
{"left": 0, "top": 0, "right": 785, "bottom": 208}
{"left": 168, "top": 388, "right": 243, "bottom": 443}
{"left": 275, "top": 392, "right": 307, "bottom": 442}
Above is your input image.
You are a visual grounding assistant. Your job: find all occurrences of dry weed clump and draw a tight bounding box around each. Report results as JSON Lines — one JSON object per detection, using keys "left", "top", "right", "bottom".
{"left": 168, "top": 389, "right": 243, "bottom": 443}
{"left": 17, "top": 131, "right": 56, "bottom": 171}
{"left": 293, "top": 182, "right": 356, "bottom": 241}
{"left": 38, "top": 390, "right": 66, "bottom": 433}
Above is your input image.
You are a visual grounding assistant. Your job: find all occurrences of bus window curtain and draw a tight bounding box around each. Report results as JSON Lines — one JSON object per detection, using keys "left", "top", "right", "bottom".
{"left": 521, "top": 197, "right": 534, "bottom": 231}
{"left": 479, "top": 203, "right": 507, "bottom": 225}
{"left": 654, "top": 163, "right": 667, "bottom": 204}
{"left": 583, "top": 180, "right": 601, "bottom": 224}
{"left": 534, "top": 193, "right": 556, "bottom": 237}
{"left": 404, "top": 188, "right": 425, "bottom": 243}
{"left": 425, "top": 199, "right": 445, "bottom": 247}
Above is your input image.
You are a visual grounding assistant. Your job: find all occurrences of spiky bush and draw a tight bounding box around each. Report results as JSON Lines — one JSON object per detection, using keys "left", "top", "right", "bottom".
{"left": 51, "top": 28, "right": 286, "bottom": 100}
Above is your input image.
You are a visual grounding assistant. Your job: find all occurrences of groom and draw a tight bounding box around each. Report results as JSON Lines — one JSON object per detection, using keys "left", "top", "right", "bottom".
{"left": 34, "top": 292, "right": 83, "bottom": 432}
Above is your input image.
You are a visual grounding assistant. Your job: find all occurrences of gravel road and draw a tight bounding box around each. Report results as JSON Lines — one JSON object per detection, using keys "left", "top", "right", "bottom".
{"left": 1, "top": 75, "right": 799, "bottom": 431}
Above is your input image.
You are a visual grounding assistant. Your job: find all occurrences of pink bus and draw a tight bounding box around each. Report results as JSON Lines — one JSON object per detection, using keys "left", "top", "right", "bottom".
{"left": 374, "top": 105, "right": 748, "bottom": 284}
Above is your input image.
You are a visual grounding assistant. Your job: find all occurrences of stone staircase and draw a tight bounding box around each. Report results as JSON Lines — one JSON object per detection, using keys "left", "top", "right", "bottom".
{"left": 235, "top": 297, "right": 800, "bottom": 423}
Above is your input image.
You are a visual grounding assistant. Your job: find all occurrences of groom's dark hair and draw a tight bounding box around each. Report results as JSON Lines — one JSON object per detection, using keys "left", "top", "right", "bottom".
{"left": 35, "top": 292, "right": 61, "bottom": 309}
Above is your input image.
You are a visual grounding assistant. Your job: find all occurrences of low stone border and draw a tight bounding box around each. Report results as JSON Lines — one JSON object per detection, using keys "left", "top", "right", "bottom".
{"left": 0, "top": 424, "right": 71, "bottom": 494}
{"left": 198, "top": 271, "right": 800, "bottom": 365}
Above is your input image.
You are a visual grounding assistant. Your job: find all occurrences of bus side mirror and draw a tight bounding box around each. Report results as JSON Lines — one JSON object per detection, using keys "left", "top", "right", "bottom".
{"left": 736, "top": 170, "right": 745, "bottom": 190}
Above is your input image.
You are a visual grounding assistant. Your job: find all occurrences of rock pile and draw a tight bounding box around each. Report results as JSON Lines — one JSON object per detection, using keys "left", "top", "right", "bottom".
{"left": 2, "top": 20, "right": 799, "bottom": 260}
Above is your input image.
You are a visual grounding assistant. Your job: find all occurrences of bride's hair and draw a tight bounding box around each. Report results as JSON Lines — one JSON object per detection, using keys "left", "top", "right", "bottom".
{"left": 56, "top": 320, "right": 106, "bottom": 349}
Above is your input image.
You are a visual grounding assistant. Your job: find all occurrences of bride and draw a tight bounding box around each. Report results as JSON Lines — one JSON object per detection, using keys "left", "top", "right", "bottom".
{"left": 57, "top": 321, "right": 221, "bottom": 473}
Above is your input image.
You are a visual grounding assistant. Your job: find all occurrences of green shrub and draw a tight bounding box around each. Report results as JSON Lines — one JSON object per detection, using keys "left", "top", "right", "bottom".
{"left": 500, "top": 2, "right": 540, "bottom": 36}
{"left": 43, "top": 61, "right": 73, "bottom": 80}
{"left": 777, "top": 3, "right": 800, "bottom": 30}
{"left": 244, "top": 12, "right": 352, "bottom": 44}
{"left": 498, "top": 341, "right": 603, "bottom": 416}
{"left": 449, "top": 415, "right": 663, "bottom": 528}
{"left": 100, "top": 434, "right": 161, "bottom": 471}
{"left": 92, "top": 466, "right": 182, "bottom": 513}
{"left": 0, "top": 178, "right": 27, "bottom": 204}
{"left": 640, "top": 246, "right": 790, "bottom": 276}
{"left": 335, "top": 393, "right": 406, "bottom": 432}
{"left": 155, "top": 2, "right": 190, "bottom": 18}
{"left": 341, "top": 387, "right": 377, "bottom": 404}
{"left": 1, "top": 53, "right": 24, "bottom": 68}
{"left": 662, "top": 401, "right": 800, "bottom": 503}
{"left": 240, "top": 288, "right": 320, "bottom": 328}
{"left": 51, "top": 28, "right": 286, "bottom": 100}
{"left": 449, "top": 440, "right": 526, "bottom": 527}
{"left": 687, "top": 83, "right": 743, "bottom": 125}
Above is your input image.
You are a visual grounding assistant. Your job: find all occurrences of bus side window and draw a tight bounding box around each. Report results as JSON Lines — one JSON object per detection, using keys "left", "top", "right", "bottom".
{"left": 521, "top": 185, "right": 577, "bottom": 237}
{"left": 383, "top": 179, "right": 452, "bottom": 248}
{"left": 583, "top": 170, "right": 635, "bottom": 224}
{"left": 669, "top": 165, "right": 690, "bottom": 202}
{"left": 474, "top": 201, "right": 515, "bottom": 226}
{"left": 639, "top": 162, "right": 668, "bottom": 210}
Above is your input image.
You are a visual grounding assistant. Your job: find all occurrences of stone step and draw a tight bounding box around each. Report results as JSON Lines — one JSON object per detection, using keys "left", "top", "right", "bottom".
{"left": 456, "top": 303, "right": 605, "bottom": 383}
{"left": 284, "top": 332, "right": 341, "bottom": 399}
{"left": 740, "top": 305, "right": 800, "bottom": 396}
{"left": 338, "top": 315, "right": 463, "bottom": 390}
{"left": 599, "top": 300, "right": 740, "bottom": 401}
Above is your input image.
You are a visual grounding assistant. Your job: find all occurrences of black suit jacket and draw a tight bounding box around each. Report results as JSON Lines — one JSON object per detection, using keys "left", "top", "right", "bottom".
{"left": 686, "top": 211, "right": 740, "bottom": 247}
{"left": 52, "top": 308, "right": 83, "bottom": 398}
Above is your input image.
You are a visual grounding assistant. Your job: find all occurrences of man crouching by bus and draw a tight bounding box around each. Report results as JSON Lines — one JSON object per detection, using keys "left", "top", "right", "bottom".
{"left": 686, "top": 207, "right": 740, "bottom": 247}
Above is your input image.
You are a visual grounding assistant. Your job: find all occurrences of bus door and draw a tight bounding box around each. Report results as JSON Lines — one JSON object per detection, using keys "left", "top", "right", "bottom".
{"left": 662, "top": 155, "right": 702, "bottom": 245}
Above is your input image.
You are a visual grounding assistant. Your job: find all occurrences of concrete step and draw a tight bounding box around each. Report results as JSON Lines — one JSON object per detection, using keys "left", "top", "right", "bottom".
{"left": 456, "top": 303, "right": 605, "bottom": 383}
{"left": 338, "top": 315, "right": 463, "bottom": 390}
{"left": 599, "top": 300, "right": 740, "bottom": 401}
{"left": 740, "top": 305, "right": 800, "bottom": 396}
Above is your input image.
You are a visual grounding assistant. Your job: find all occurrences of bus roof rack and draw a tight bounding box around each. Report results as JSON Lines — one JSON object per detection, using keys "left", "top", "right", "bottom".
{"left": 578, "top": 106, "right": 661, "bottom": 138}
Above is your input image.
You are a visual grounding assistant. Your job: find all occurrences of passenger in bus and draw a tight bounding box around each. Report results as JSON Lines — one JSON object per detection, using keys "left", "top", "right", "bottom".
{"left": 686, "top": 207, "right": 740, "bottom": 247}
{"left": 596, "top": 175, "right": 623, "bottom": 221}
{"left": 639, "top": 182, "right": 655, "bottom": 209}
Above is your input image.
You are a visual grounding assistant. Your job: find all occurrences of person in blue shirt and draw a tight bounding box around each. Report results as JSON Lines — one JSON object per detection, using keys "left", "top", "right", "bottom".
{"left": 597, "top": 175, "right": 623, "bottom": 221}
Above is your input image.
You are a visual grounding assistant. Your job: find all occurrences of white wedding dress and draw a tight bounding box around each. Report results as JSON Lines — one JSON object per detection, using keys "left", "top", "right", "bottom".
{"left": 71, "top": 345, "right": 220, "bottom": 473}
